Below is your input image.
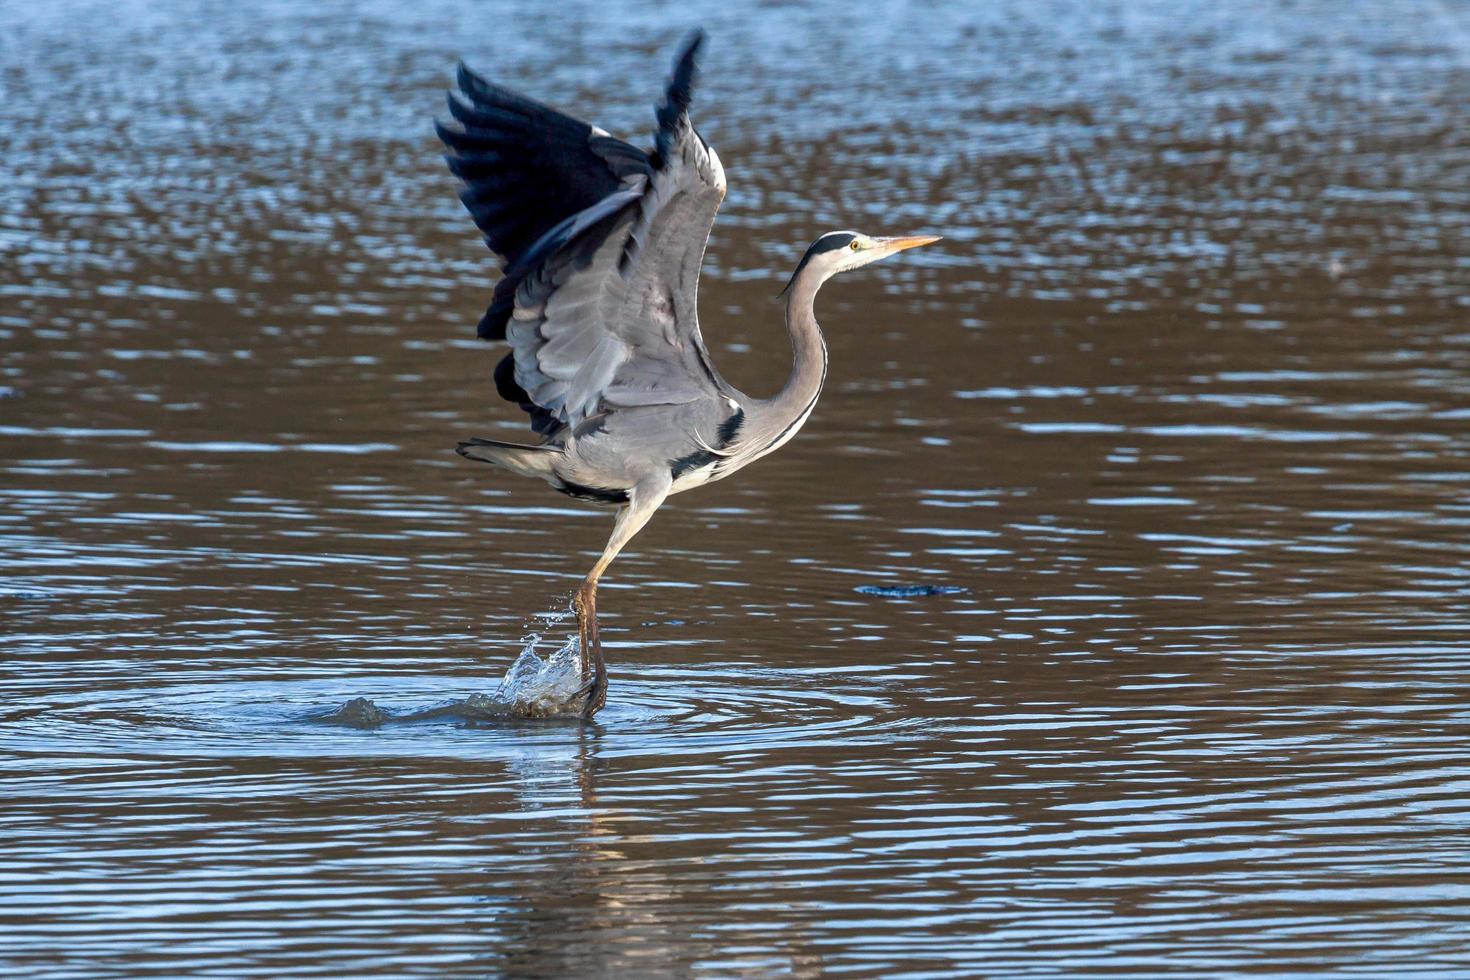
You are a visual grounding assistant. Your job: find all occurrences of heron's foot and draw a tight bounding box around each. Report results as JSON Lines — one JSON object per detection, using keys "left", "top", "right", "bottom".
{"left": 571, "top": 660, "right": 608, "bottom": 719}
{"left": 572, "top": 583, "right": 607, "bottom": 718}
{"left": 572, "top": 587, "right": 595, "bottom": 678}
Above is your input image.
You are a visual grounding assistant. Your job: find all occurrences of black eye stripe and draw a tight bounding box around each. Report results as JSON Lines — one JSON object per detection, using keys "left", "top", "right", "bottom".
{"left": 810, "top": 232, "right": 858, "bottom": 255}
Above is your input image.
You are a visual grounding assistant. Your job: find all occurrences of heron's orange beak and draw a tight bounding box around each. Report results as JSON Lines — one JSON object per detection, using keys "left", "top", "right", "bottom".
{"left": 878, "top": 234, "right": 942, "bottom": 253}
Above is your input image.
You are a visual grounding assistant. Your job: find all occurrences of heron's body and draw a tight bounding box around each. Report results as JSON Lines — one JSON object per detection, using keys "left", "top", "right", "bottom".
{"left": 465, "top": 392, "right": 746, "bottom": 504}
{"left": 438, "top": 31, "right": 936, "bottom": 716}
{"left": 463, "top": 339, "right": 822, "bottom": 504}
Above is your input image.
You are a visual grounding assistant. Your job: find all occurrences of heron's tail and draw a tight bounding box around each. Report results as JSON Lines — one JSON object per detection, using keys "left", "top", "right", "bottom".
{"left": 456, "top": 437, "right": 559, "bottom": 479}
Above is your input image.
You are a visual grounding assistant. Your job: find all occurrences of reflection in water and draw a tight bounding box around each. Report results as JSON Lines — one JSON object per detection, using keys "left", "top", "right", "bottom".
{"left": 4, "top": 0, "right": 1470, "bottom": 975}
{"left": 475, "top": 737, "right": 827, "bottom": 978}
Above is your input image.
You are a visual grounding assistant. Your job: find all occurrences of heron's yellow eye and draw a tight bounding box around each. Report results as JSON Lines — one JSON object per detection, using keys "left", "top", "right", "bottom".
{"left": 849, "top": 240, "right": 861, "bottom": 251}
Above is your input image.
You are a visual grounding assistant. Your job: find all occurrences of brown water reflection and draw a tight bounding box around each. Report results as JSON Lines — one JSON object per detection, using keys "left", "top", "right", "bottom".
{"left": 4, "top": 0, "right": 1470, "bottom": 976}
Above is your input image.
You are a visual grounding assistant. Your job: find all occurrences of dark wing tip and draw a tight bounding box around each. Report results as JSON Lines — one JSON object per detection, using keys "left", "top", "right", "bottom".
{"left": 668, "top": 29, "right": 705, "bottom": 114}
{"left": 655, "top": 29, "right": 706, "bottom": 160}
{"left": 455, "top": 61, "right": 484, "bottom": 98}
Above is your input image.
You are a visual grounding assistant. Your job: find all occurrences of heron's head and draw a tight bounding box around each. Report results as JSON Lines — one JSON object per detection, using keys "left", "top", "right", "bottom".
{"left": 779, "top": 230, "right": 941, "bottom": 298}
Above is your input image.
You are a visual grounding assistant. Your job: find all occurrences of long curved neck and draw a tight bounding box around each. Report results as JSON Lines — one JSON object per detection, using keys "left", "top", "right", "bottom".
{"left": 763, "top": 266, "right": 829, "bottom": 430}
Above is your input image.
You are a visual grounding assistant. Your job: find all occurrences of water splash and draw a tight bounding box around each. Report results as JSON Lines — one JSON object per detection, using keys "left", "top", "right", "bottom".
{"left": 462, "top": 628, "right": 589, "bottom": 720}
{"left": 315, "top": 605, "right": 592, "bottom": 725}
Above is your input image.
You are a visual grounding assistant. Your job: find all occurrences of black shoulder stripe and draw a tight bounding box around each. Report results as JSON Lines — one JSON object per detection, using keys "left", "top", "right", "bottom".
{"left": 717, "top": 408, "right": 745, "bottom": 445}
{"left": 670, "top": 408, "right": 744, "bottom": 481}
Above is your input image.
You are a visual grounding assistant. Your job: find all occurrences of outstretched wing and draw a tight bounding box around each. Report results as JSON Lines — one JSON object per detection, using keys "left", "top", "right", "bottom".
{"left": 436, "top": 66, "right": 652, "bottom": 341}
{"left": 439, "top": 31, "right": 729, "bottom": 436}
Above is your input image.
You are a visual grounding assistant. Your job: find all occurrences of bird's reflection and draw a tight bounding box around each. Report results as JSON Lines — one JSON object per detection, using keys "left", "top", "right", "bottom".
{"left": 470, "top": 729, "right": 824, "bottom": 978}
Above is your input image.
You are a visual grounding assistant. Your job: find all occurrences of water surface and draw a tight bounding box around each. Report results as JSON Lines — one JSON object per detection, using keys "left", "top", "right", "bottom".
{"left": 4, "top": 0, "right": 1470, "bottom": 975}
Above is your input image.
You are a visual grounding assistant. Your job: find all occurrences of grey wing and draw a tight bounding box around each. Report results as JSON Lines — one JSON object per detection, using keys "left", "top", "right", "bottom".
{"left": 602, "top": 31, "right": 730, "bottom": 412}
{"left": 440, "top": 30, "right": 729, "bottom": 436}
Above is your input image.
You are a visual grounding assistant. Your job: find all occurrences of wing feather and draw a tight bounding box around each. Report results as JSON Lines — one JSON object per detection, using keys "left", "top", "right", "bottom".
{"left": 439, "top": 31, "right": 731, "bottom": 436}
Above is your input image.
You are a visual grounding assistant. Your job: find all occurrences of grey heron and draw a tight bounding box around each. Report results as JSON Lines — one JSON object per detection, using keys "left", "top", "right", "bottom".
{"left": 437, "top": 31, "right": 939, "bottom": 717}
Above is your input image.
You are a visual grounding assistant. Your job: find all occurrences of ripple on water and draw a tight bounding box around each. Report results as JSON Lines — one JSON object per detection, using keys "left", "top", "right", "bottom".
{"left": 0, "top": 659, "right": 907, "bottom": 766}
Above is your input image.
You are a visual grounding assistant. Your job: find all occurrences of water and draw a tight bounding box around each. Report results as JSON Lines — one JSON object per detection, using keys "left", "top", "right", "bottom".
{"left": 4, "top": 0, "right": 1470, "bottom": 975}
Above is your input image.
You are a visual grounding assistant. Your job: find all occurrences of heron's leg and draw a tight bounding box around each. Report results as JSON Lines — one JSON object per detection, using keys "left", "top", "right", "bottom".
{"left": 573, "top": 479, "right": 670, "bottom": 717}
